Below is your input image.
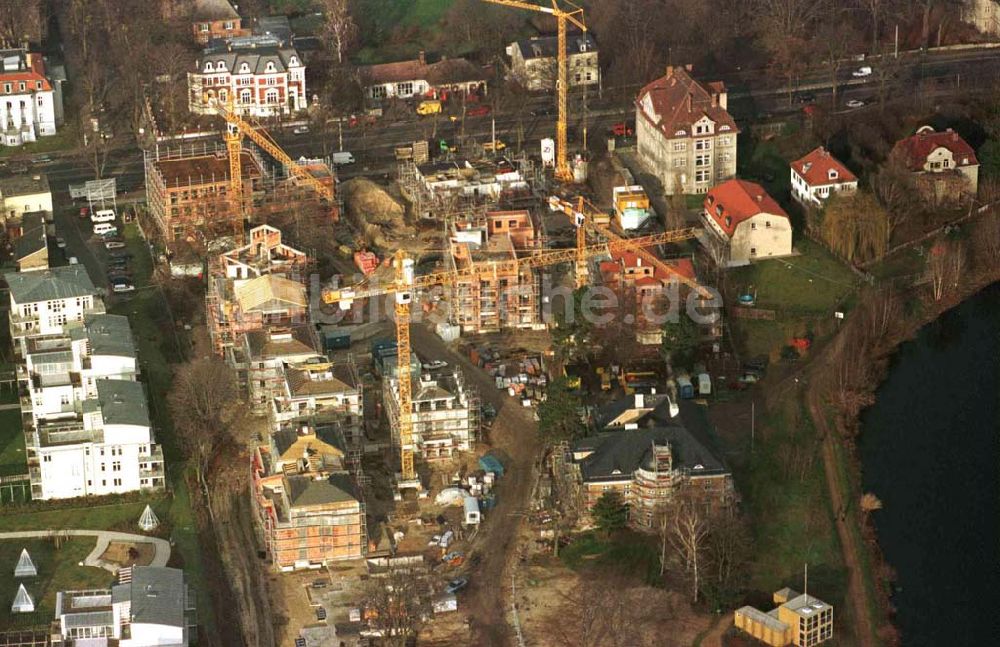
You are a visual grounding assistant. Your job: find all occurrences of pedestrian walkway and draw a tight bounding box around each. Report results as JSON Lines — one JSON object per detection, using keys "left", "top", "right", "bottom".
{"left": 0, "top": 529, "right": 170, "bottom": 572}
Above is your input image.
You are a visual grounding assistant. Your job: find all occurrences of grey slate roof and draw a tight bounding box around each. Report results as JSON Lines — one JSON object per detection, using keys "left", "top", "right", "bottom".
{"left": 81, "top": 314, "right": 136, "bottom": 359}
{"left": 515, "top": 33, "right": 597, "bottom": 60}
{"left": 198, "top": 45, "right": 301, "bottom": 75}
{"left": 0, "top": 173, "right": 50, "bottom": 198}
{"left": 572, "top": 426, "right": 728, "bottom": 482}
{"left": 112, "top": 566, "right": 187, "bottom": 630}
{"left": 192, "top": 0, "right": 239, "bottom": 21}
{"left": 14, "top": 212, "right": 46, "bottom": 260}
{"left": 92, "top": 379, "right": 149, "bottom": 428}
{"left": 287, "top": 473, "right": 358, "bottom": 507}
{"left": 5, "top": 265, "right": 96, "bottom": 304}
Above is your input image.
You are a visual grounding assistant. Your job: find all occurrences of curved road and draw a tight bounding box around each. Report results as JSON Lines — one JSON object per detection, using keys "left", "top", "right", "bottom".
{"left": 0, "top": 529, "right": 170, "bottom": 572}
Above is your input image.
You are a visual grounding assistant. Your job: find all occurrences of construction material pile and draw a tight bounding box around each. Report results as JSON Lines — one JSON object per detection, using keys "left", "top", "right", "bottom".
{"left": 340, "top": 178, "right": 413, "bottom": 249}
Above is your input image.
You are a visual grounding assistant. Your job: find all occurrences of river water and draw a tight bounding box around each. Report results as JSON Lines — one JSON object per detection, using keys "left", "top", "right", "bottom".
{"left": 859, "top": 283, "right": 1000, "bottom": 646}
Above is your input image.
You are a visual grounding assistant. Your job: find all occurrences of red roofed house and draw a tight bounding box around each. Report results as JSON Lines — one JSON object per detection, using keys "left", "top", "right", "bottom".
{"left": 359, "top": 51, "right": 488, "bottom": 102}
{"left": 790, "top": 147, "right": 858, "bottom": 207}
{"left": 0, "top": 49, "right": 56, "bottom": 147}
{"left": 635, "top": 65, "right": 739, "bottom": 195}
{"left": 890, "top": 125, "right": 979, "bottom": 201}
{"left": 702, "top": 179, "right": 792, "bottom": 265}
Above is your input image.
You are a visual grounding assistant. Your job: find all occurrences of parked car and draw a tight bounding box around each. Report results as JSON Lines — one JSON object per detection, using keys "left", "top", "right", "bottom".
{"left": 348, "top": 113, "right": 378, "bottom": 128}
{"left": 93, "top": 223, "right": 118, "bottom": 237}
{"left": 482, "top": 139, "right": 506, "bottom": 152}
{"left": 422, "top": 360, "right": 448, "bottom": 370}
{"left": 108, "top": 250, "right": 132, "bottom": 259}
{"left": 331, "top": 151, "right": 356, "bottom": 165}
{"left": 416, "top": 100, "right": 443, "bottom": 116}
{"left": 56, "top": 237, "right": 66, "bottom": 249}
{"left": 796, "top": 92, "right": 816, "bottom": 104}
{"left": 846, "top": 99, "right": 865, "bottom": 109}
{"left": 9, "top": 163, "right": 27, "bottom": 174}
{"left": 292, "top": 125, "right": 309, "bottom": 134}
{"left": 33, "top": 154, "right": 53, "bottom": 164}
{"left": 315, "top": 607, "right": 327, "bottom": 621}
{"left": 311, "top": 579, "right": 328, "bottom": 589}
{"left": 466, "top": 104, "right": 491, "bottom": 117}
{"left": 610, "top": 121, "right": 634, "bottom": 137}
{"left": 91, "top": 209, "right": 116, "bottom": 223}
{"left": 852, "top": 66, "right": 872, "bottom": 77}
{"left": 79, "top": 206, "right": 90, "bottom": 219}
{"left": 104, "top": 240, "right": 126, "bottom": 250}
{"left": 446, "top": 578, "right": 468, "bottom": 594}
{"left": 110, "top": 279, "right": 135, "bottom": 293}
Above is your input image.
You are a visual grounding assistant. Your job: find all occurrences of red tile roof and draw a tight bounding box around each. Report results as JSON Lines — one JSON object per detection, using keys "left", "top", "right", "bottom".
{"left": 790, "top": 147, "right": 857, "bottom": 187}
{"left": 704, "top": 179, "right": 788, "bottom": 238}
{"left": 0, "top": 54, "right": 51, "bottom": 94}
{"left": 891, "top": 126, "right": 978, "bottom": 172}
{"left": 635, "top": 66, "right": 739, "bottom": 140}
{"left": 600, "top": 251, "right": 696, "bottom": 285}
{"left": 360, "top": 57, "right": 487, "bottom": 86}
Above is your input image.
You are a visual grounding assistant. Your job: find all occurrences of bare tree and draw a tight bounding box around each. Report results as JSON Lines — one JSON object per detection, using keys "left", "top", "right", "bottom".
{"left": 168, "top": 357, "right": 249, "bottom": 519}
{"left": 0, "top": 0, "right": 45, "bottom": 47}
{"left": 362, "top": 569, "right": 428, "bottom": 647}
{"left": 661, "top": 492, "right": 710, "bottom": 603}
{"left": 547, "top": 572, "right": 667, "bottom": 647}
{"left": 321, "top": 0, "right": 357, "bottom": 65}
{"left": 703, "top": 510, "right": 752, "bottom": 606}
{"left": 815, "top": 20, "right": 862, "bottom": 109}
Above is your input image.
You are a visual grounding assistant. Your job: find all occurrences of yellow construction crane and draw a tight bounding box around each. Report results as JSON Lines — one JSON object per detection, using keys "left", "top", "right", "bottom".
{"left": 482, "top": 0, "right": 585, "bottom": 181}
{"left": 215, "top": 98, "right": 336, "bottom": 213}
{"left": 322, "top": 230, "right": 693, "bottom": 489}
{"left": 548, "top": 195, "right": 714, "bottom": 298}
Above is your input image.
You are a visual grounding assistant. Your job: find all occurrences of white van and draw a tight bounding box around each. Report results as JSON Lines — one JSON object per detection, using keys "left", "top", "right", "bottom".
{"left": 331, "top": 152, "right": 355, "bottom": 165}
{"left": 91, "top": 209, "right": 116, "bottom": 223}
{"left": 93, "top": 222, "right": 118, "bottom": 236}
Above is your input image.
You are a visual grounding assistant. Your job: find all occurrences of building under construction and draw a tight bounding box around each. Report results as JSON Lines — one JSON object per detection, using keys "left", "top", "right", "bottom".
{"left": 447, "top": 209, "right": 544, "bottom": 334}
{"left": 144, "top": 140, "right": 336, "bottom": 253}
{"left": 383, "top": 368, "right": 479, "bottom": 463}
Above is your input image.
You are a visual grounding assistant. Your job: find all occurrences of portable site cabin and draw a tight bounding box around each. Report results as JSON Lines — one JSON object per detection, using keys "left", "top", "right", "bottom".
{"left": 676, "top": 373, "right": 694, "bottom": 399}
{"left": 697, "top": 373, "right": 712, "bottom": 396}
{"left": 463, "top": 496, "right": 481, "bottom": 525}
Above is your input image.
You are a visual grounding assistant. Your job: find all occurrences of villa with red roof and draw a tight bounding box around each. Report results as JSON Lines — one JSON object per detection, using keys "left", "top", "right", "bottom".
{"left": 790, "top": 147, "right": 858, "bottom": 207}
{"left": 702, "top": 179, "right": 792, "bottom": 265}
{"left": 0, "top": 49, "right": 57, "bottom": 147}
{"left": 635, "top": 65, "right": 739, "bottom": 195}
{"left": 890, "top": 126, "right": 979, "bottom": 200}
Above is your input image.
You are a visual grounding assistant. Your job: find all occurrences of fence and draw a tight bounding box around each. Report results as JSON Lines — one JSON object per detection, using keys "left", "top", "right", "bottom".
{"left": 731, "top": 306, "right": 776, "bottom": 321}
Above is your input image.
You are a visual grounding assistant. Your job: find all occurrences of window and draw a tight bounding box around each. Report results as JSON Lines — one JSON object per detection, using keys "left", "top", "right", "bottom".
{"left": 750, "top": 247, "right": 757, "bottom": 256}
{"left": 695, "top": 154, "right": 710, "bottom": 167}
{"left": 18, "top": 82, "right": 24, "bottom": 91}
{"left": 113, "top": 478, "right": 122, "bottom": 486}
{"left": 695, "top": 169, "right": 710, "bottom": 183}
{"left": 719, "top": 136, "right": 731, "bottom": 146}
{"left": 224, "top": 21, "right": 234, "bottom": 30}
{"left": 200, "top": 23, "right": 209, "bottom": 32}
{"left": 695, "top": 139, "right": 711, "bottom": 151}
{"left": 673, "top": 158, "right": 686, "bottom": 168}
{"left": 204, "top": 61, "right": 214, "bottom": 72}
{"left": 765, "top": 221, "right": 771, "bottom": 228}
{"left": 672, "top": 141, "right": 686, "bottom": 152}
{"left": 112, "top": 461, "right": 121, "bottom": 472}
{"left": 217, "top": 62, "right": 226, "bottom": 72}
{"left": 265, "top": 88, "right": 279, "bottom": 104}
{"left": 60, "top": 394, "right": 70, "bottom": 405}
{"left": 750, "top": 222, "right": 756, "bottom": 230}
{"left": 240, "top": 89, "right": 252, "bottom": 104}
{"left": 43, "top": 455, "right": 51, "bottom": 462}
{"left": 35, "top": 81, "right": 42, "bottom": 90}
{"left": 396, "top": 81, "right": 414, "bottom": 96}
{"left": 240, "top": 62, "right": 250, "bottom": 73}
{"left": 3, "top": 84, "right": 9, "bottom": 93}
{"left": 265, "top": 61, "right": 276, "bottom": 73}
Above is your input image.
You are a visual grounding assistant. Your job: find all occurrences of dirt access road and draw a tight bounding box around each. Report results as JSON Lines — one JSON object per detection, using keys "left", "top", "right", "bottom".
{"left": 411, "top": 325, "right": 542, "bottom": 647}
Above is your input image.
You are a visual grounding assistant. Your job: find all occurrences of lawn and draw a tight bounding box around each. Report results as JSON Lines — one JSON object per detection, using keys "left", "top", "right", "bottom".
{"left": 560, "top": 530, "right": 662, "bottom": 586}
{"left": 0, "top": 122, "right": 78, "bottom": 160}
{"left": 0, "top": 499, "right": 170, "bottom": 533}
{"left": 0, "top": 409, "right": 26, "bottom": 478}
{"left": 728, "top": 239, "right": 857, "bottom": 316}
{"left": 0, "top": 538, "right": 111, "bottom": 629}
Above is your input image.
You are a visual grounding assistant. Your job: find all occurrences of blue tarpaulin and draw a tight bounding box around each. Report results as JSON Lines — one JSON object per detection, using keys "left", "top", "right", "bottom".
{"left": 478, "top": 454, "right": 504, "bottom": 477}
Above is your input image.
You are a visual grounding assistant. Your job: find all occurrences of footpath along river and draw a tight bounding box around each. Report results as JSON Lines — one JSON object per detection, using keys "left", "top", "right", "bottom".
{"left": 859, "top": 282, "right": 1000, "bottom": 646}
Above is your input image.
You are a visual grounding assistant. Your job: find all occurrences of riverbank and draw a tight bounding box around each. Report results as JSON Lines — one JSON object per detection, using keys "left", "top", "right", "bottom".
{"left": 800, "top": 230, "right": 1000, "bottom": 646}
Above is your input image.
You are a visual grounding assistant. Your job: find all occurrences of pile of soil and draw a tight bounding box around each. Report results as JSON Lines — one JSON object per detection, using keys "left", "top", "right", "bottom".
{"left": 341, "top": 178, "right": 414, "bottom": 249}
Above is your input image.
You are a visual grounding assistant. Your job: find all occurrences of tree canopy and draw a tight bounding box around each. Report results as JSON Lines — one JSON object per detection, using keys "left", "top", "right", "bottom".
{"left": 592, "top": 491, "right": 629, "bottom": 534}
{"left": 661, "top": 313, "right": 700, "bottom": 366}
{"left": 537, "top": 377, "right": 585, "bottom": 445}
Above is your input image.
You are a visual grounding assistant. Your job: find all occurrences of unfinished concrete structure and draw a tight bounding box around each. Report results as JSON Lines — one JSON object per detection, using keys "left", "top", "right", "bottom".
{"left": 383, "top": 369, "right": 479, "bottom": 463}
{"left": 269, "top": 359, "right": 364, "bottom": 447}
{"left": 252, "top": 424, "right": 367, "bottom": 570}
{"left": 240, "top": 325, "right": 320, "bottom": 413}
{"left": 398, "top": 157, "right": 539, "bottom": 221}
{"left": 207, "top": 224, "right": 310, "bottom": 356}
{"left": 447, "top": 210, "right": 543, "bottom": 334}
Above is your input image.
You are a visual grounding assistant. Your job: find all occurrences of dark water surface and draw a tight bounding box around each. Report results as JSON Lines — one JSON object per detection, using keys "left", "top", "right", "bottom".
{"left": 859, "top": 283, "right": 1000, "bottom": 646}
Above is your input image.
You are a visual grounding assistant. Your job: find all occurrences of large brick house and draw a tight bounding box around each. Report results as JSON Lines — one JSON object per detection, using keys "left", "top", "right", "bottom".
{"left": 189, "top": 0, "right": 248, "bottom": 44}
{"left": 636, "top": 65, "right": 739, "bottom": 195}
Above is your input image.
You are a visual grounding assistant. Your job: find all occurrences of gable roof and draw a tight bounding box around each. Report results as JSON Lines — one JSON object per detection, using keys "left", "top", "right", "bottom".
{"left": 5, "top": 265, "right": 97, "bottom": 304}
{"left": 360, "top": 57, "right": 487, "bottom": 86}
{"left": 112, "top": 567, "right": 186, "bottom": 629}
{"left": 891, "top": 126, "right": 979, "bottom": 171}
{"left": 287, "top": 473, "right": 358, "bottom": 507}
{"left": 193, "top": 0, "right": 239, "bottom": 21}
{"left": 704, "top": 179, "right": 788, "bottom": 237}
{"left": 791, "top": 147, "right": 857, "bottom": 186}
{"left": 234, "top": 274, "right": 307, "bottom": 312}
{"left": 636, "top": 66, "right": 738, "bottom": 140}
{"left": 14, "top": 212, "right": 46, "bottom": 261}
{"left": 571, "top": 426, "right": 728, "bottom": 482}
{"left": 272, "top": 427, "right": 345, "bottom": 463}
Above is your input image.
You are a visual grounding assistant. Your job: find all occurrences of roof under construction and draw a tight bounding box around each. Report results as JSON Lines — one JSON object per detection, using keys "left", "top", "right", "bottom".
{"left": 154, "top": 151, "right": 261, "bottom": 187}
{"left": 234, "top": 274, "right": 307, "bottom": 312}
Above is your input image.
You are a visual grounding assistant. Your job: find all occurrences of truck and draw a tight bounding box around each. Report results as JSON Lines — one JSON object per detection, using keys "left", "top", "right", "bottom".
{"left": 416, "top": 100, "right": 442, "bottom": 116}
{"left": 330, "top": 151, "right": 355, "bottom": 165}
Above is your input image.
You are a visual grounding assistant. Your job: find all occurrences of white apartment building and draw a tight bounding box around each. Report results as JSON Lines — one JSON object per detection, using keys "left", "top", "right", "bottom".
{"left": 5, "top": 266, "right": 104, "bottom": 357}
{"left": 53, "top": 566, "right": 196, "bottom": 647}
{"left": 0, "top": 173, "right": 52, "bottom": 223}
{"left": 636, "top": 65, "right": 739, "bottom": 195}
{"left": 0, "top": 49, "right": 57, "bottom": 147}
{"left": 383, "top": 369, "right": 478, "bottom": 463}
{"left": 790, "top": 147, "right": 858, "bottom": 208}
{"left": 188, "top": 38, "right": 306, "bottom": 117}
{"left": 506, "top": 33, "right": 599, "bottom": 91}
{"left": 31, "top": 379, "right": 164, "bottom": 500}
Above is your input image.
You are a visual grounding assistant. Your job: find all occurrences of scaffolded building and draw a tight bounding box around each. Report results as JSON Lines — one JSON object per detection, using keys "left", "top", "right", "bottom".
{"left": 383, "top": 368, "right": 479, "bottom": 463}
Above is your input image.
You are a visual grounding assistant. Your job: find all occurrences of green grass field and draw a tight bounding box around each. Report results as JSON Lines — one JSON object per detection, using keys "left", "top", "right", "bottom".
{"left": 0, "top": 538, "right": 110, "bottom": 629}
{"left": 0, "top": 409, "right": 26, "bottom": 478}
{"left": 561, "top": 530, "right": 662, "bottom": 586}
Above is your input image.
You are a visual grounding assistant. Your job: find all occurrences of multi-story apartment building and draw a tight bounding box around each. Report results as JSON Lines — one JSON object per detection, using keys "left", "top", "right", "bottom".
{"left": 190, "top": 0, "right": 248, "bottom": 44}
{"left": 448, "top": 210, "right": 543, "bottom": 334}
{"left": 253, "top": 425, "right": 366, "bottom": 570}
{"left": 188, "top": 37, "right": 307, "bottom": 117}
{"left": 270, "top": 360, "right": 364, "bottom": 446}
{"left": 790, "top": 147, "right": 858, "bottom": 208}
{"left": 0, "top": 49, "right": 57, "bottom": 147}
{"left": 564, "top": 394, "right": 733, "bottom": 528}
{"left": 891, "top": 125, "right": 980, "bottom": 201}
{"left": 241, "top": 326, "right": 320, "bottom": 413}
{"left": 636, "top": 65, "right": 738, "bottom": 195}
{"left": 144, "top": 144, "right": 262, "bottom": 246}
{"left": 52, "top": 567, "right": 196, "bottom": 646}
{"left": 384, "top": 369, "right": 478, "bottom": 463}
{"left": 5, "top": 266, "right": 104, "bottom": 358}
{"left": 506, "top": 33, "right": 599, "bottom": 91}
{"left": 735, "top": 587, "right": 834, "bottom": 647}
{"left": 0, "top": 172, "right": 52, "bottom": 224}
{"left": 30, "top": 379, "right": 165, "bottom": 500}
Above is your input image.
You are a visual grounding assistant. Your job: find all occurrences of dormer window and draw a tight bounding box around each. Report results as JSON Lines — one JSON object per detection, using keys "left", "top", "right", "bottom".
{"left": 725, "top": 216, "right": 732, "bottom": 228}
{"left": 289, "top": 56, "right": 299, "bottom": 66}
{"left": 265, "top": 62, "right": 276, "bottom": 73}
{"left": 720, "top": 124, "right": 731, "bottom": 131}
{"left": 962, "top": 157, "right": 968, "bottom": 164}
{"left": 217, "top": 62, "right": 226, "bottom": 71}
{"left": 828, "top": 169, "right": 838, "bottom": 180}
{"left": 674, "top": 129, "right": 686, "bottom": 136}
{"left": 240, "top": 63, "right": 250, "bottom": 73}
{"left": 204, "top": 61, "right": 214, "bottom": 72}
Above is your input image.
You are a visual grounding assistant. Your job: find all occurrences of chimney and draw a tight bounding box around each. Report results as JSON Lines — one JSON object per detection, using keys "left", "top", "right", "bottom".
{"left": 684, "top": 64, "right": 693, "bottom": 72}
{"left": 686, "top": 92, "right": 692, "bottom": 112}
{"left": 710, "top": 92, "right": 718, "bottom": 108}
{"left": 665, "top": 65, "right": 674, "bottom": 78}
{"left": 635, "top": 393, "right": 644, "bottom": 409}
{"left": 418, "top": 50, "right": 426, "bottom": 66}
{"left": 756, "top": 193, "right": 763, "bottom": 202}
